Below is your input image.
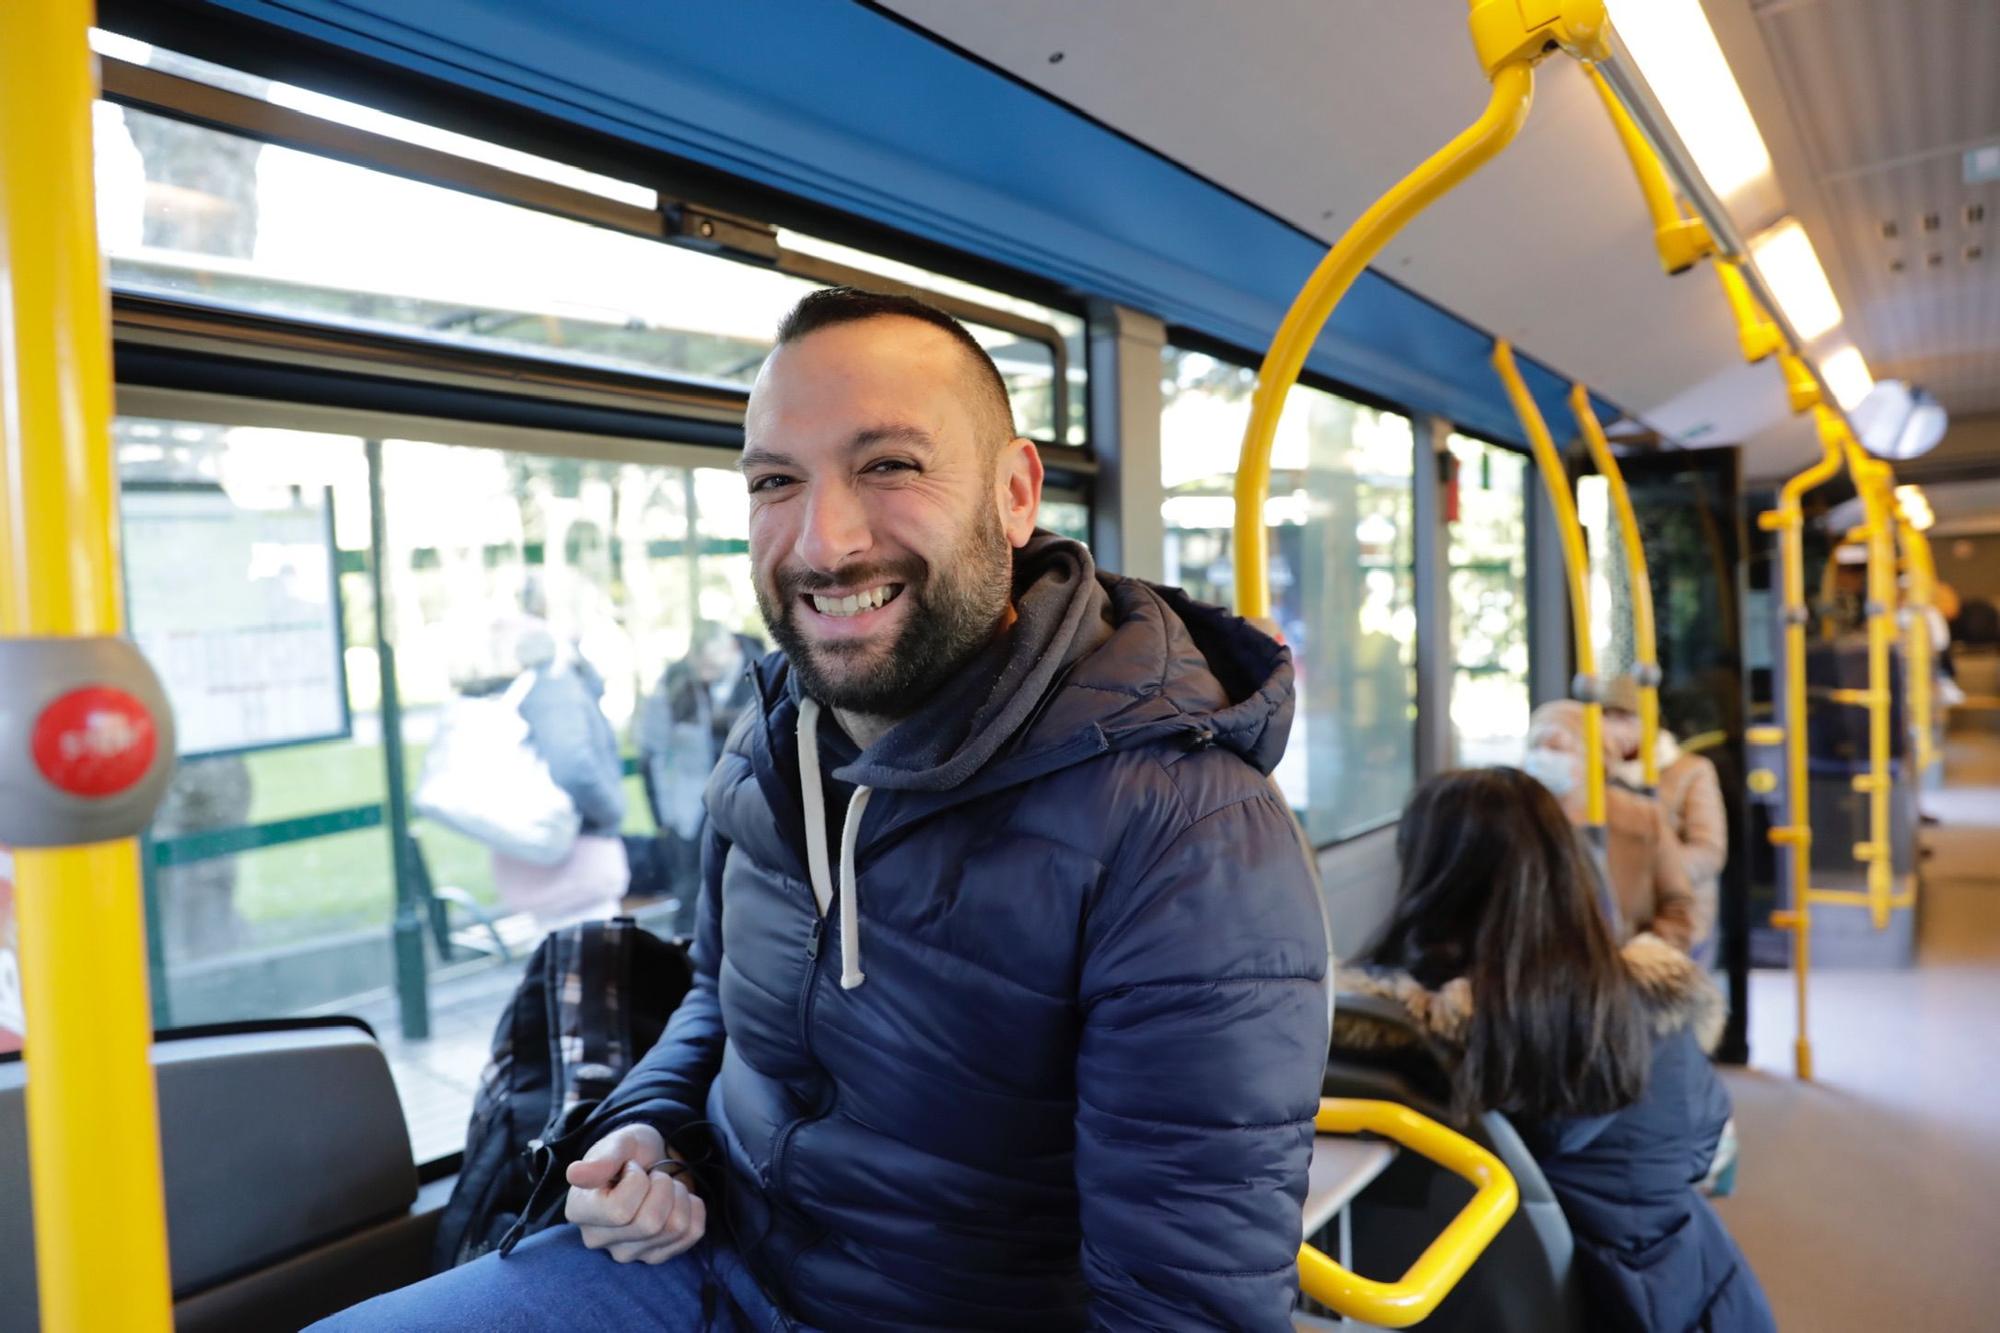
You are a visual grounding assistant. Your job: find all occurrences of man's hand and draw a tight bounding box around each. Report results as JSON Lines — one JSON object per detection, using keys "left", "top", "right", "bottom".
{"left": 564, "top": 1123, "right": 706, "bottom": 1264}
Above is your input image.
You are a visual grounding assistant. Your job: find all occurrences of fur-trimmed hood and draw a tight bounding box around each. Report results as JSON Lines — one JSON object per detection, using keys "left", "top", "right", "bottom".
{"left": 1335, "top": 932, "right": 1726, "bottom": 1056}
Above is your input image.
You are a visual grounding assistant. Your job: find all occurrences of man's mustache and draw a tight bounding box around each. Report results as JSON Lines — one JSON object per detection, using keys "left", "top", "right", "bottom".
{"left": 776, "top": 563, "right": 925, "bottom": 598}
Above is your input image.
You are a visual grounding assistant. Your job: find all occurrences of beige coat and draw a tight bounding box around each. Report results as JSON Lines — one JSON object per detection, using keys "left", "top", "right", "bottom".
{"left": 1527, "top": 701, "right": 1697, "bottom": 951}
{"left": 1655, "top": 743, "right": 1726, "bottom": 951}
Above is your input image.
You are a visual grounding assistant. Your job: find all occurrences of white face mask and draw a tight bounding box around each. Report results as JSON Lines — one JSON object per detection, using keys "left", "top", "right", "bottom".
{"left": 1523, "top": 747, "right": 1580, "bottom": 797}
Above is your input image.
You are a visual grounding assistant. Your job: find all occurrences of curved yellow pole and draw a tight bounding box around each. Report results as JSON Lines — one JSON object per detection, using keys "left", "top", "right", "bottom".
{"left": 1233, "top": 62, "right": 1534, "bottom": 621}
{"left": 1836, "top": 440, "right": 1898, "bottom": 929}
{"left": 1494, "top": 343, "right": 1605, "bottom": 830}
{"left": 1584, "top": 65, "right": 1715, "bottom": 276}
{"left": 1572, "top": 385, "right": 1660, "bottom": 788}
{"left": 0, "top": 0, "right": 174, "bottom": 1327}
{"left": 1756, "top": 407, "right": 1847, "bottom": 1080}
{"left": 1900, "top": 516, "right": 1938, "bottom": 778}
{"left": 1297, "top": 1099, "right": 1518, "bottom": 1328}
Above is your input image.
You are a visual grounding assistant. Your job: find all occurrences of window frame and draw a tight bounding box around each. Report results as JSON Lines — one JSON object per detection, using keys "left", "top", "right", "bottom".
{"left": 97, "top": 51, "right": 1083, "bottom": 451}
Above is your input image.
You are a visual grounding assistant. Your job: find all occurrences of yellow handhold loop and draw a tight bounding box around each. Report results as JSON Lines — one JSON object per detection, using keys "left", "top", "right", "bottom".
{"left": 1298, "top": 1099, "right": 1519, "bottom": 1327}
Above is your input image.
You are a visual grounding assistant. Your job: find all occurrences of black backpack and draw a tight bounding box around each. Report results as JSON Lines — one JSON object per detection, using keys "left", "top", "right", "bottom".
{"left": 430, "top": 916, "right": 693, "bottom": 1270}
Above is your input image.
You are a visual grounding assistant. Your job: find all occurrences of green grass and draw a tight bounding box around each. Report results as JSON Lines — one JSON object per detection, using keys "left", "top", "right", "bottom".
{"left": 173, "top": 736, "right": 654, "bottom": 949}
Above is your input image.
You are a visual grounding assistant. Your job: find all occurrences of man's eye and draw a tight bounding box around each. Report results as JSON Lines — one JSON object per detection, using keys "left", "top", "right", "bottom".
{"left": 748, "top": 474, "right": 795, "bottom": 493}
{"left": 866, "top": 459, "right": 916, "bottom": 476}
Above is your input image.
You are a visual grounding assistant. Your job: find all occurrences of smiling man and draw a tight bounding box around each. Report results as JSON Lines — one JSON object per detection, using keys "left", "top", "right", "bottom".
{"left": 317, "top": 289, "right": 1329, "bottom": 1332}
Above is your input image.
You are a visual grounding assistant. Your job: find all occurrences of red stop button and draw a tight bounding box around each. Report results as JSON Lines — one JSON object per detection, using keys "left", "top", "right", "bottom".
{"left": 31, "top": 687, "right": 158, "bottom": 798}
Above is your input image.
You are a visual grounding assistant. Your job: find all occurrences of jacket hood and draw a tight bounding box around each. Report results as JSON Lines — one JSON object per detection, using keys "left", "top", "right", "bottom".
{"left": 1334, "top": 932, "right": 1725, "bottom": 1055}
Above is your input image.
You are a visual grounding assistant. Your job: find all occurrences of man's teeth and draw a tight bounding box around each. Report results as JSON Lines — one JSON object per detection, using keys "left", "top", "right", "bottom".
{"left": 811, "top": 585, "right": 897, "bottom": 618}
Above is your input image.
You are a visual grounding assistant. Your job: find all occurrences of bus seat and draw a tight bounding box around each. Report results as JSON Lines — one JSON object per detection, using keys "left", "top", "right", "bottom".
{"left": 0, "top": 1019, "right": 435, "bottom": 1332}
{"left": 1323, "top": 992, "right": 1585, "bottom": 1333}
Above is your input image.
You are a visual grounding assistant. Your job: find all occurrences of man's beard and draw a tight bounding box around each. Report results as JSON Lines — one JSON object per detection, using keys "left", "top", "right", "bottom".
{"left": 757, "top": 505, "right": 1013, "bottom": 719}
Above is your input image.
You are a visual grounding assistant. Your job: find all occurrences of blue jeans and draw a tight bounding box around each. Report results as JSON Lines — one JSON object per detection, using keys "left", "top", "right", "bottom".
{"left": 307, "top": 1226, "right": 799, "bottom": 1332}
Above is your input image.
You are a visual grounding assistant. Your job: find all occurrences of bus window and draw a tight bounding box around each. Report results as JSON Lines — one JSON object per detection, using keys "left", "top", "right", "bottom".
{"left": 1446, "top": 434, "right": 1531, "bottom": 766}
{"left": 113, "top": 412, "right": 764, "bottom": 1163}
{"left": 1160, "top": 347, "right": 1417, "bottom": 845}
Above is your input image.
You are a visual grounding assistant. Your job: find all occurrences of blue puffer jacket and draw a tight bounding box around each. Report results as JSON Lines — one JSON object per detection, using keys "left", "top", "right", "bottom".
{"left": 1338, "top": 935, "right": 1775, "bottom": 1333}
{"left": 579, "top": 542, "right": 1329, "bottom": 1331}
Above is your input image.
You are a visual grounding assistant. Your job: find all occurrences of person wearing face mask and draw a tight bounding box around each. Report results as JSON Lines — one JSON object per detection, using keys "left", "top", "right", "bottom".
{"left": 1524, "top": 699, "right": 1696, "bottom": 952}
{"left": 1597, "top": 679, "right": 1728, "bottom": 966}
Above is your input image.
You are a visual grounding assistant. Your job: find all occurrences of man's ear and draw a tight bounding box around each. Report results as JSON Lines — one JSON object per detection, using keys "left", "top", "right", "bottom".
{"left": 998, "top": 438, "right": 1044, "bottom": 547}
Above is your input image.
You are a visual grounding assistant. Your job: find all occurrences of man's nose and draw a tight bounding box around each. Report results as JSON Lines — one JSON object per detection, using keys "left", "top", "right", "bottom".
{"left": 796, "top": 480, "right": 872, "bottom": 572}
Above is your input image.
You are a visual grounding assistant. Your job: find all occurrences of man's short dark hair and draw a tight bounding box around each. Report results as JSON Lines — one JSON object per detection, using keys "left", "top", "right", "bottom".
{"left": 774, "top": 286, "right": 1015, "bottom": 445}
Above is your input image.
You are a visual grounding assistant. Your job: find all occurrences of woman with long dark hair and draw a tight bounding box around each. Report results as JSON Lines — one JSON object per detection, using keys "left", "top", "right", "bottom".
{"left": 1337, "top": 767, "right": 1772, "bottom": 1332}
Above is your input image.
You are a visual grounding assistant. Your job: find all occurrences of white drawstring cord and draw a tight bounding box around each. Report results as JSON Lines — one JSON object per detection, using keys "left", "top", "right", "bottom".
{"left": 838, "top": 787, "right": 872, "bottom": 990}
{"left": 796, "top": 697, "right": 870, "bottom": 989}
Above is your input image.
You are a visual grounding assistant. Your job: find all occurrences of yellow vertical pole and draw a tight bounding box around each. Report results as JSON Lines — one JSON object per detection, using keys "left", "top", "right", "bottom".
{"left": 1901, "top": 516, "right": 1937, "bottom": 778}
{"left": 1838, "top": 440, "right": 1897, "bottom": 928}
{"left": 1571, "top": 384, "right": 1659, "bottom": 788}
{"left": 1757, "top": 407, "right": 1846, "bottom": 1080}
{"left": 0, "top": 1, "right": 176, "bottom": 1327}
{"left": 1493, "top": 343, "right": 1605, "bottom": 831}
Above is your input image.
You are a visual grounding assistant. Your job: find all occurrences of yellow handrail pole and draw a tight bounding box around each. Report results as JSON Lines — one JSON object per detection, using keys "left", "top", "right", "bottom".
{"left": 1900, "top": 515, "right": 1938, "bottom": 777}
{"left": 0, "top": 2, "right": 176, "bottom": 1328}
{"left": 1297, "top": 1099, "right": 1518, "bottom": 1328}
{"left": 1715, "top": 259, "right": 1784, "bottom": 363}
{"left": 1755, "top": 406, "right": 1847, "bottom": 1079}
{"left": 1572, "top": 384, "right": 1660, "bottom": 788}
{"left": 1838, "top": 438, "right": 1898, "bottom": 928}
{"left": 1778, "top": 351, "right": 1824, "bottom": 417}
{"left": 1494, "top": 343, "right": 1606, "bottom": 831}
{"left": 1583, "top": 65, "right": 1715, "bottom": 276}
{"left": 1232, "top": 62, "right": 1534, "bottom": 621}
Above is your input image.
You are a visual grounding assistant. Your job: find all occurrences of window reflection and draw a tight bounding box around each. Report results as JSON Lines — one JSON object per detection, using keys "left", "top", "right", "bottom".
{"left": 1159, "top": 349, "right": 1416, "bottom": 844}
{"left": 1446, "top": 434, "right": 1531, "bottom": 766}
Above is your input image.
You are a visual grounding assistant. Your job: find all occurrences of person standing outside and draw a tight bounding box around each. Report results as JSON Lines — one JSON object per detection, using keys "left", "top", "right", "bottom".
{"left": 632, "top": 621, "right": 766, "bottom": 919}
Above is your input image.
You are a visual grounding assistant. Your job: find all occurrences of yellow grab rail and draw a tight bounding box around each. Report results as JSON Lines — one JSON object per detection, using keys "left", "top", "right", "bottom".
{"left": 1232, "top": 60, "right": 1533, "bottom": 622}
{"left": 1755, "top": 406, "right": 1847, "bottom": 1079}
{"left": 1572, "top": 384, "right": 1661, "bottom": 788}
{"left": 1, "top": 0, "right": 175, "bottom": 1326}
{"left": 1778, "top": 351, "right": 1824, "bottom": 415}
{"left": 1900, "top": 514, "right": 1939, "bottom": 777}
{"left": 1715, "top": 259, "right": 1783, "bottom": 363}
{"left": 1584, "top": 65, "right": 1714, "bottom": 276}
{"left": 1493, "top": 342, "right": 1606, "bottom": 830}
{"left": 1839, "top": 436, "right": 1899, "bottom": 928}
{"left": 1298, "top": 1098, "right": 1519, "bottom": 1328}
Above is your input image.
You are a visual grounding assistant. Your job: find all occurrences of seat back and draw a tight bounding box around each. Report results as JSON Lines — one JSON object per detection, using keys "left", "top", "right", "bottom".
{"left": 0, "top": 1018, "right": 420, "bottom": 1331}
{"left": 1326, "top": 994, "right": 1584, "bottom": 1333}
